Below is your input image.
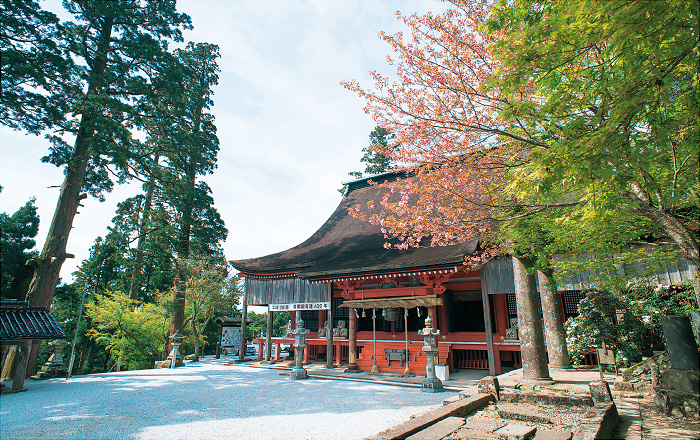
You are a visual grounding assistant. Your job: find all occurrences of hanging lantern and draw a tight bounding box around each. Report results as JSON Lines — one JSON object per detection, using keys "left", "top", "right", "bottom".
{"left": 361, "top": 308, "right": 366, "bottom": 318}
{"left": 385, "top": 307, "right": 399, "bottom": 321}
{"left": 382, "top": 308, "right": 386, "bottom": 317}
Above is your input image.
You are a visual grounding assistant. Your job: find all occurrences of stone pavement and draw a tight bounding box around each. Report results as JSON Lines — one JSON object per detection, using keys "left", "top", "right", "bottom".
{"left": 494, "top": 367, "right": 699, "bottom": 439}
{"left": 614, "top": 395, "right": 699, "bottom": 439}
{"left": 241, "top": 359, "right": 700, "bottom": 440}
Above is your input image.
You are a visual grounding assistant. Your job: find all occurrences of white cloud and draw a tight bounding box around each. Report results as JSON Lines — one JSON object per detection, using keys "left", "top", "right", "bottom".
{"left": 0, "top": 0, "right": 443, "bottom": 281}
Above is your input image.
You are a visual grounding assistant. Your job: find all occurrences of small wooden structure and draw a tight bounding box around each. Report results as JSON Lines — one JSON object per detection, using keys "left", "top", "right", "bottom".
{"left": 1, "top": 300, "right": 66, "bottom": 392}
{"left": 594, "top": 332, "right": 618, "bottom": 379}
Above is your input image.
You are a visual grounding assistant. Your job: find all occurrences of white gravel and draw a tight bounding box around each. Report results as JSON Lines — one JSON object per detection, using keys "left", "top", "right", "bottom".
{"left": 0, "top": 359, "right": 454, "bottom": 440}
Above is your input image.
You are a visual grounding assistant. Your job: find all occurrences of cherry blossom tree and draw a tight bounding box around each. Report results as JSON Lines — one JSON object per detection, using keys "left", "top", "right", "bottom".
{"left": 344, "top": 0, "right": 698, "bottom": 376}
{"left": 343, "top": 0, "right": 699, "bottom": 301}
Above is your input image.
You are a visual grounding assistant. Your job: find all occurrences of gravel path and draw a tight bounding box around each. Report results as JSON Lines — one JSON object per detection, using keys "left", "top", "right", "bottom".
{"left": 1, "top": 359, "right": 454, "bottom": 440}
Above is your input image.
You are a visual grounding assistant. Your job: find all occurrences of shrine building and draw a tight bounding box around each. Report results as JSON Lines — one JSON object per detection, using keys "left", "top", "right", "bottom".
{"left": 230, "top": 172, "right": 694, "bottom": 376}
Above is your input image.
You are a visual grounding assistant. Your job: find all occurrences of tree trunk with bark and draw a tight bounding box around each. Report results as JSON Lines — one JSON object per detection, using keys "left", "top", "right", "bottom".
{"left": 512, "top": 255, "right": 553, "bottom": 383}
{"left": 129, "top": 152, "right": 159, "bottom": 300}
{"left": 627, "top": 179, "right": 700, "bottom": 307}
{"left": 20, "top": 16, "right": 115, "bottom": 376}
{"left": 537, "top": 269, "right": 571, "bottom": 369}
{"left": 168, "top": 164, "right": 195, "bottom": 351}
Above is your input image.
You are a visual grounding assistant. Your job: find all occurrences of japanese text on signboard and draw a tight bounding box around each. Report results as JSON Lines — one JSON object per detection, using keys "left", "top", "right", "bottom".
{"left": 269, "top": 302, "right": 330, "bottom": 311}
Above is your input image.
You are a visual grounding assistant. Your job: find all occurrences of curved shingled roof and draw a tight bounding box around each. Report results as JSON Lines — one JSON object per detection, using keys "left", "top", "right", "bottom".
{"left": 230, "top": 173, "right": 477, "bottom": 279}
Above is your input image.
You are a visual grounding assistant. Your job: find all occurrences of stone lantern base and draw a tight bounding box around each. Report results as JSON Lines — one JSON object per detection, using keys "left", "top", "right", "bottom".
{"left": 289, "top": 367, "right": 308, "bottom": 380}
{"left": 164, "top": 353, "right": 185, "bottom": 368}
{"left": 421, "top": 377, "right": 444, "bottom": 393}
{"left": 32, "top": 340, "right": 68, "bottom": 379}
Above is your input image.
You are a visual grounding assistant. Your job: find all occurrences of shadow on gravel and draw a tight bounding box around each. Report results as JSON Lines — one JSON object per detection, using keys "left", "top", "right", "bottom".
{"left": 0, "top": 360, "right": 453, "bottom": 440}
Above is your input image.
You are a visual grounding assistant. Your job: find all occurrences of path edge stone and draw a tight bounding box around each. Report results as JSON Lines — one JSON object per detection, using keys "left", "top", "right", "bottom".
{"left": 365, "top": 393, "right": 495, "bottom": 440}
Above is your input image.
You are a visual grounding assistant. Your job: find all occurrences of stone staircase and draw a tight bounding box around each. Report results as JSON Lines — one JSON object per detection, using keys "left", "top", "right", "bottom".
{"left": 366, "top": 377, "right": 620, "bottom": 440}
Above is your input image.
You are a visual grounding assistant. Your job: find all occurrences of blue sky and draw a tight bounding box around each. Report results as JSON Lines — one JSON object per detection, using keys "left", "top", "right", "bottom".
{"left": 0, "top": 0, "right": 443, "bottom": 282}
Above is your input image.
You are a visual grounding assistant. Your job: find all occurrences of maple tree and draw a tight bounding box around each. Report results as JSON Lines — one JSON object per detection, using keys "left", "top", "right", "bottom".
{"left": 343, "top": 0, "right": 699, "bottom": 302}
{"left": 182, "top": 257, "right": 239, "bottom": 361}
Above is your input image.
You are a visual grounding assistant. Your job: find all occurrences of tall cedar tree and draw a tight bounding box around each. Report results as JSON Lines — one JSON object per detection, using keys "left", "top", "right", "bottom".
{"left": 24, "top": 0, "right": 190, "bottom": 309}
{"left": 149, "top": 42, "right": 223, "bottom": 344}
{"left": 7, "top": 0, "right": 191, "bottom": 375}
{"left": 0, "top": 0, "right": 74, "bottom": 133}
{"left": 127, "top": 51, "right": 186, "bottom": 299}
{"left": 0, "top": 198, "right": 40, "bottom": 299}
{"left": 347, "top": 126, "right": 395, "bottom": 179}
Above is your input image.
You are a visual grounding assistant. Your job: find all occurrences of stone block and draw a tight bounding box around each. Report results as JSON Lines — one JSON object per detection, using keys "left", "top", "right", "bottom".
{"left": 478, "top": 375, "right": 500, "bottom": 400}
{"left": 405, "top": 417, "right": 464, "bottom": 440}
{"left": 691, "top": 310, "right": 700, "bottom": 347}
{"left": 660, "top": 315, "right": 700, "bottom": 370}
{"left": 493, "top": 423, "right": 536, "bottom": 439}
{"left": 498, "top": 409, "right": 552, "bottom": 424}
{"left": 654, "top": 388, "right": 700, "bottom": 420}
{"left": 500, "top": 390, "right": 593, "bottom": 407}
{"left": 572, "top": 402, "right": 618, "bottom": 440}
{"left": 370, "top": 393, "right": 494, "bottom": 439}
{"left": 661, "top": 368, "right": 700, "bottom": 394}
{"left": 463, "top": 418, "right": 506, "bottom": 433}
{"left": 589, "top": 381, "right": 612, "bottom": 404}
{"left": 533, "top": 429, "right": 572, "bottom": 440}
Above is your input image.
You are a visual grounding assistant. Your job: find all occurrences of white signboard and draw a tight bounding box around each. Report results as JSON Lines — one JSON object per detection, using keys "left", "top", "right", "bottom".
{"left": 269, "top": 302, "right": 330, "bottom": 312}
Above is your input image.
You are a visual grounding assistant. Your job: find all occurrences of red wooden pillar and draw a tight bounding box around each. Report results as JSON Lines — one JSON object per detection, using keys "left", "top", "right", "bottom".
{"left": 303, "top": 344, "right": 310, "bottom": 363}
{"left": 495, "top": 294, "right": 509, "bottom": 336}
{"left": 348, "top": 307, "right": 358, "bottom": 370}
{"left": 274, "top": 341, "right": 281, "bottom": 361}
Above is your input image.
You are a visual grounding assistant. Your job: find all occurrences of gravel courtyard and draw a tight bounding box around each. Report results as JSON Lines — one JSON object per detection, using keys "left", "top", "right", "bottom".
{"left": 0, "top": 359, "right": 454, "bottom": 440}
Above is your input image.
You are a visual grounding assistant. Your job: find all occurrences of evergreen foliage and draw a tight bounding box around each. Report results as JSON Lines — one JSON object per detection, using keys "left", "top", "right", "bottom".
{"left": 0, "top": 198, "right": 40, "bottom": 299}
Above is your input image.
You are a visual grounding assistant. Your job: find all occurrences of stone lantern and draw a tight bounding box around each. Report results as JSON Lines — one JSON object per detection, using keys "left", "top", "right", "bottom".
{"left": 35, "top": 339, "right": 69, "bottom": 379}
{"left": 419, "top": 317, "right": 444, "bottom": 392}
{"left": 167, "top": 331, "right": 185, "bottom": 368}
{"left": 289, "top": 317, "right": 310, "bottom": 380}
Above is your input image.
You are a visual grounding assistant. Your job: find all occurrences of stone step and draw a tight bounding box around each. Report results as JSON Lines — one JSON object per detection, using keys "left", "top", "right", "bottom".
{"left": 492, "top": 423, "right": 537, "bottom": 439}
{"left": 406, "top": 417, "right": 464, "bottom": 440}
{"left": 533, "top": 429, "right": 573, "bottom": 440}
{"left": 498, "top": 409, "right": 552, "bottom": 424}
{"left": 366, "top": 393, "right": 495, "bottom": 439}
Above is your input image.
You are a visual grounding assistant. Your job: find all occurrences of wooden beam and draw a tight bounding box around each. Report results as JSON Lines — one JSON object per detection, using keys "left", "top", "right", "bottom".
{"left": 339, "top": 294, "right": 443, "bottom": 309}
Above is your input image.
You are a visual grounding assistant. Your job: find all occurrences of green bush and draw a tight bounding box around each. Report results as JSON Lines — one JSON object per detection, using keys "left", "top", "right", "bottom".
{"left": 85, "top": 291, "right": 170, "bottom": 371}
{"left": 565, "top": 284, "right": 694, "bottom": 367}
